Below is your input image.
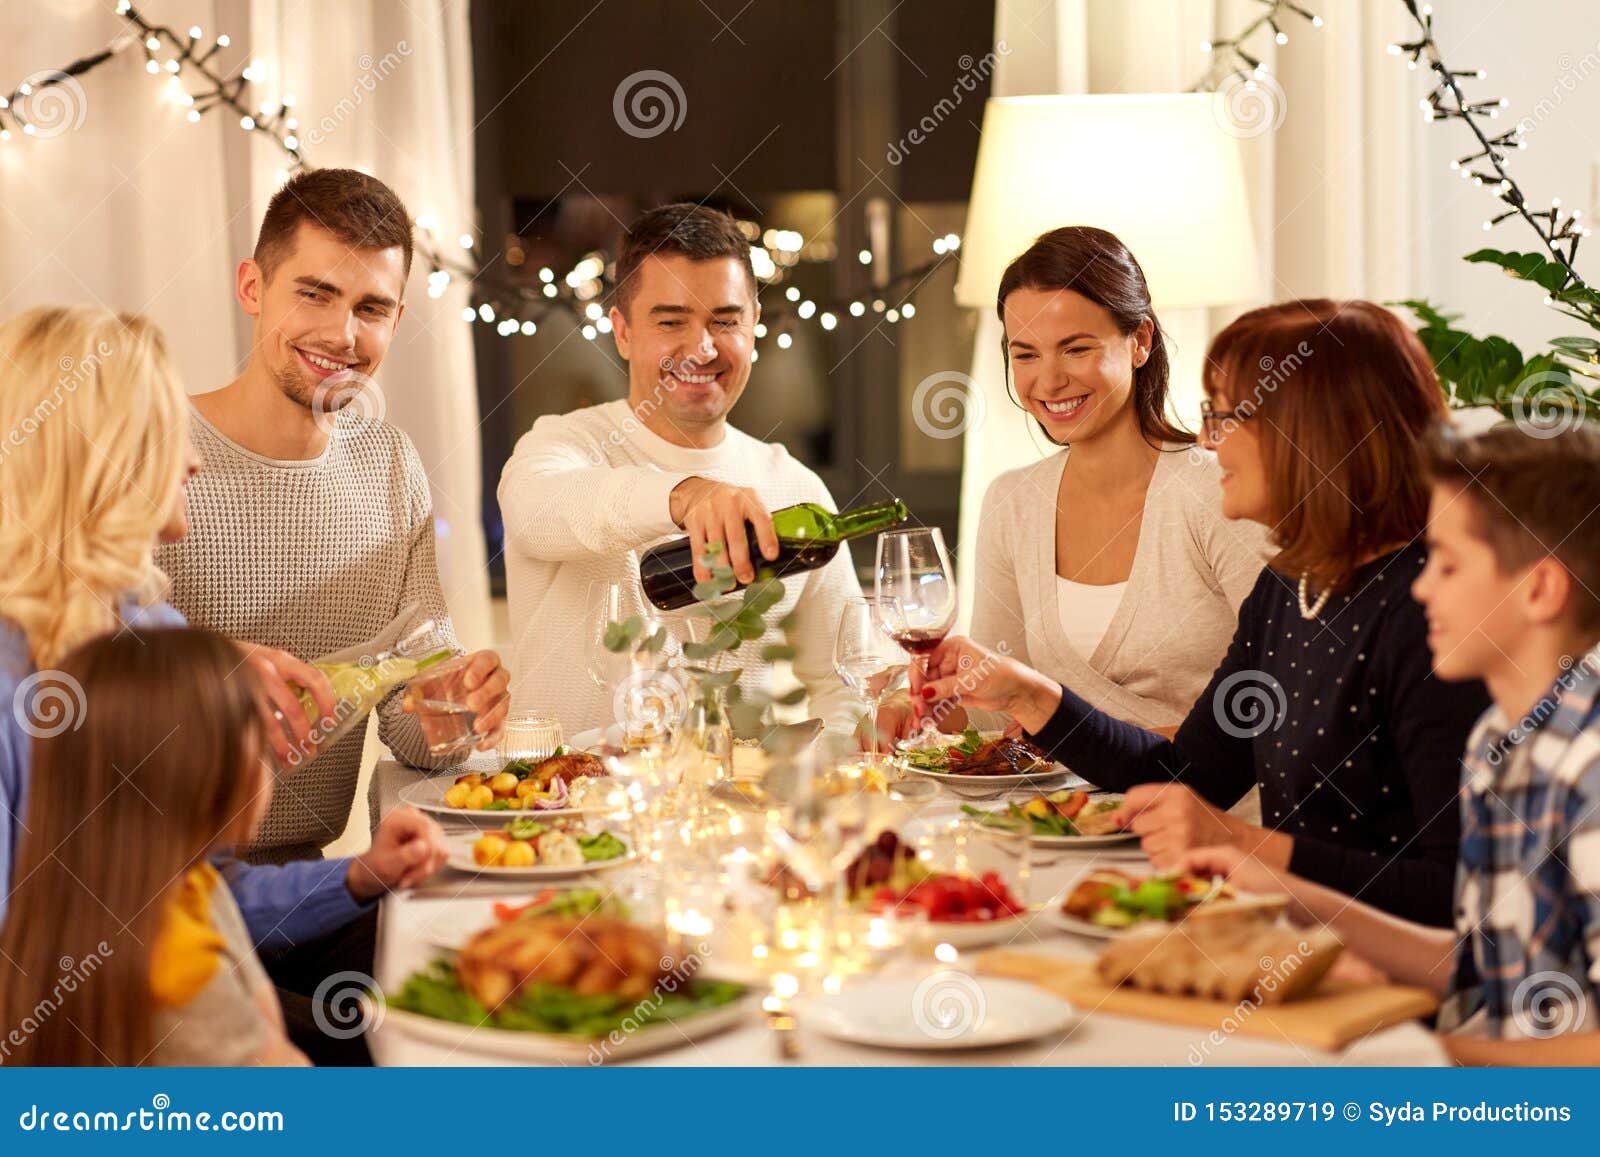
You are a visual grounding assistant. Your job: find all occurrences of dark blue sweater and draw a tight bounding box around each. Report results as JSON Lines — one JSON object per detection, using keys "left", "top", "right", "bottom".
{"left": 1029, "top": 545, "right": 1489, "bottom": 926}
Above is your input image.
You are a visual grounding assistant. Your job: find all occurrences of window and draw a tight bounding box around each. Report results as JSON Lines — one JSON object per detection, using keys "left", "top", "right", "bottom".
{"left": 470, "top": 0, "right": 994, "bottom": 589}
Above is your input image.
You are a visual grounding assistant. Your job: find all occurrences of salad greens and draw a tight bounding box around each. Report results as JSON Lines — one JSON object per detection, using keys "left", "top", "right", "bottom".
{"left": 900, "top": 727, "right": 985, "bottom": 772}
{"left": 578, "top": 831, "right": 627, "bottom": 861}
{"left": 498, "top": 819, "right": 627, "bottom": 862}
{"left": 519, "top": 888, "right": 624, "bottom": 920}
{"left": 962, "top": 796, "right": 1120, "bottom": 837}
{"left": 387, "top": 960, "right": 746, "bottom": 1038}
{"left": 505, "top": 817, "right": 547, "bottom": 841}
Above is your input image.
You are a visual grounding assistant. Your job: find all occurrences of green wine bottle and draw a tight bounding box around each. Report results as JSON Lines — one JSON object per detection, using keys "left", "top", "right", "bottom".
{"left": 639, "top": 498, "right": 909, "bottom": 610}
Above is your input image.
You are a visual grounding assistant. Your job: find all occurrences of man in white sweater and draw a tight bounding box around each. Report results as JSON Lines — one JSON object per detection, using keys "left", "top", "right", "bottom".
{"left": 498, "top": 203, "right": 862, "bottom": 736}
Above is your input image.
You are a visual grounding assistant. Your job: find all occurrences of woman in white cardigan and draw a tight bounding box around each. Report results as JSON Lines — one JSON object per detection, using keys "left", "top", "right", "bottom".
{"left": 880, "top": 226, "right": 1267, "bottom": 739}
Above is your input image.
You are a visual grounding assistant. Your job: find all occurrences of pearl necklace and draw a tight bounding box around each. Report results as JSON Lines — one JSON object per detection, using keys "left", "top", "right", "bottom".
{"left": 1298, "top": 573, "right": 1330, "bottom": 620}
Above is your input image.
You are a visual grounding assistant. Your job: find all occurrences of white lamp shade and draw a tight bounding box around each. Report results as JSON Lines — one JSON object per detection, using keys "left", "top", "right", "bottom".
{"left": 954, "top": 94, "right": 1263, "bottom": 311}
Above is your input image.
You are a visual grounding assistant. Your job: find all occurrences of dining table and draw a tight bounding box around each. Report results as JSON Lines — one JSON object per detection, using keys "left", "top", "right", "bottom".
{"left": 366, "top": 756, "right": 1449, "bottom": 1068}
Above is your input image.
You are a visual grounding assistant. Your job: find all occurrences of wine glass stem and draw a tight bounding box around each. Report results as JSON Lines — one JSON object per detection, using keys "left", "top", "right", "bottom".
{"left": 868, "top": 691, "right": 883, "bottom": 766}
{"left": 918, "top": 653, "right": 938, "bottom": 737}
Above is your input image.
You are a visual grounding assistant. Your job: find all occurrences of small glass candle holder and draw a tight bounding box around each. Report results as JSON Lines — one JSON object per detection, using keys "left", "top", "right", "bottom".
{"left": 497, "top": 711, "right": 563, "bottom": 762}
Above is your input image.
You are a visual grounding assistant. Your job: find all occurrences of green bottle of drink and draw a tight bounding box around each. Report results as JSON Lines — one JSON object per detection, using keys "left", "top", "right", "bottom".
{"left": 639, "top": 498, "right": 909, "bottom": 611}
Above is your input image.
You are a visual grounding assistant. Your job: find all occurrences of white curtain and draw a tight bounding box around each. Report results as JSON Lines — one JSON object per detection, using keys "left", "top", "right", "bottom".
{"left": 0, "top": 0, "right": 491, "bottom": 647}
{"left": 956, "top": 0, "right": 1429, "bottom": 621}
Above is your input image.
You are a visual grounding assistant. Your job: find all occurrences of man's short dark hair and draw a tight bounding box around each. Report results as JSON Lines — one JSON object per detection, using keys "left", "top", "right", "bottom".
{"left": 1424, "top": 419, "right": 1600, "bottom": 632}
{"left": 612, "top": 203, "right": 756, "bottom": 317}
{"left": 254, "top": 168, "right": 414, "bottom": 284}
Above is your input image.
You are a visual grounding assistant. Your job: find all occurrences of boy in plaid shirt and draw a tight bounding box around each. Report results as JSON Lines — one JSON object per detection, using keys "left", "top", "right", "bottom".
{"left": 1183, "top": 421, "right": 1600, "bottom": 1065}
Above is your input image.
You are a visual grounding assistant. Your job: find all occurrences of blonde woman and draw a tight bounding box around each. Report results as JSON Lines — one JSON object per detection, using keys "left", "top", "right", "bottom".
{"left": 0, "top": 306, "right": 446, "bottom": 1061}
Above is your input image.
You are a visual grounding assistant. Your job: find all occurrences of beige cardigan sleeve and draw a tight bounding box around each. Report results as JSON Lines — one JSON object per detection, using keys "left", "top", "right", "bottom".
{"left": 968, "top": 470, "right": 1032, "bottom": 668}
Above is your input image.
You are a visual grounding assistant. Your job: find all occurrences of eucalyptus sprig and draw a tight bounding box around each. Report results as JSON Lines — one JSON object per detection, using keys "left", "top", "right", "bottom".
{"left": 678, "top": 543, "right": 806, "bottom": 736}
{"left": 599, "top": 616, "right": 668, "bottom": 657}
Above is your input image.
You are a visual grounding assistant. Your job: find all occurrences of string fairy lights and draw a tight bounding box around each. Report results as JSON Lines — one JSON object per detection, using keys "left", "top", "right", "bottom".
{"left": 1191, "top": 0, "right": 1323, "bottom": 92}
{"left": 0, "top": 1, "right": 958, "bottom": 349}
{"left": 1391, "top": 0, "right": 1589, "bottom": 287}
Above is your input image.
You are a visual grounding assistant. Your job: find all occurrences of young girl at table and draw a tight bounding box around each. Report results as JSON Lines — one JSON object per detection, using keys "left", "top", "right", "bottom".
{"left": 912, "top": 300, "right": 1490, "bottom": 926}
{"left": 1182, "top": 421, "right": 1600, "bottom": 1064}
{"left": 0, "top": 628, "right": 308, "bottom": 1065}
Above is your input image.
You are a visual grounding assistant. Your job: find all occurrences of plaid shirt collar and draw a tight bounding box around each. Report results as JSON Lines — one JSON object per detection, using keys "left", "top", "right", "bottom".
{"left": 1463, "top": 644, "right": 1600, "bottom": 795}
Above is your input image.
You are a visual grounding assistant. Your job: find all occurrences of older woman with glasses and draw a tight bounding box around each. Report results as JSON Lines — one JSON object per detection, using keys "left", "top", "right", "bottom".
{"left": 913, "top": 299, "right": 1491, "bottom": 927}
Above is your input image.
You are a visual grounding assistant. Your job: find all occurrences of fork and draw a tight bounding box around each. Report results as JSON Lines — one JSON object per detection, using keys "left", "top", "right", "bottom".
{"left": 765, "top": 1002, "right": 801, "bottom": 1061}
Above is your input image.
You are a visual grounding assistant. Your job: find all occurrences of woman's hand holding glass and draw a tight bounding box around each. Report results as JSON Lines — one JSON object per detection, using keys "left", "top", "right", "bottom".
{"left": 909, "top": 635, "right": 1064, "bottom": 735}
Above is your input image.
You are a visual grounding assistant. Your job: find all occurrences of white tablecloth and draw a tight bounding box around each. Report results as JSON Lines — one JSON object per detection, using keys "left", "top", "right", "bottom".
{"left": 367, "top": 759, "right": 1448, "bottom": 1068}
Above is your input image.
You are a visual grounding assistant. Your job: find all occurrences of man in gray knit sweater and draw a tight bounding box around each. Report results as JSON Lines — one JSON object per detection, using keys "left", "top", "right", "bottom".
{"left": 157, "top": 169, "right": 510, "bottom": 865}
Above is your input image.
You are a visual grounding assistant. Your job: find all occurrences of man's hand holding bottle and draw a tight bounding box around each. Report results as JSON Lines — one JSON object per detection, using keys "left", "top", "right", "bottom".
{"left": 668, "top": 476, "right": 779, "bottom": 583}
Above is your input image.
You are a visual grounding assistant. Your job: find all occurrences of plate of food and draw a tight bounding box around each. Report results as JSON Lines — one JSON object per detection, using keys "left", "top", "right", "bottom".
{"left": 844, "top": 831, "right": 1034, "bottom": 949}
{"left": 397, "top": 748, "right": 619, "bottom": 822}
{"left": 894, "top": 729, "right": 1076, "bottom": 797}
{"left": 417, "top": 886, "right": 630, "bottom": 950}
{"left": 961, "top": 790, "right": 1138, "bottom": 848}
{"left": 376, "top": 914, "right": 753, "bottom": 1063}
{"left": 445, "top": 817, "right": 634, "bottom": 878}
{"left": 1046, "top": 867, "right": 1249, "bottom": 939}
{"left": 794, "top": 974, "right": 1077, "bottom": 1051}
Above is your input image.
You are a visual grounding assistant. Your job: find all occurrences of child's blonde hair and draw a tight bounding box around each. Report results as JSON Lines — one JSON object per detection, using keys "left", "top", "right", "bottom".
{"left": 0, "top": 306, "right": 189, "bottom": 667}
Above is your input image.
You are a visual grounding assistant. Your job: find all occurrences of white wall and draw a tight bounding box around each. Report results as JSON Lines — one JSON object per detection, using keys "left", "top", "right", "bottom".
{"left": 1418, "top": 0, "right": 1600, "bottom": 349}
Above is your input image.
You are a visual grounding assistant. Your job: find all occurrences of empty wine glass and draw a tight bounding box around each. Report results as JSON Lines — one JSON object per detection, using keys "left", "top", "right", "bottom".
{"left": 832, "top": 596, "right": 908, "bottom": 768}
{"left": 585, "top": 578, "right": 676, "bottom": 750}
{"left": 874, "top": 527, "right": 957, "bottom": 744}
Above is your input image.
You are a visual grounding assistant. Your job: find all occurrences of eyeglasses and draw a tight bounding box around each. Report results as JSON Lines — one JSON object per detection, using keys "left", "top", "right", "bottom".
{"left": 1199, "top": 399, "right": 1255, "bottom": 440}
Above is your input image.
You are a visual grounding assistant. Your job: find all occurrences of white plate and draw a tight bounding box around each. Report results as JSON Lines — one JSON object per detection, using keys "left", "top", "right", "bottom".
{"left": 368, "top": 992, "right": 754, "bottom": 1064}
{"left": 963, "top": 795, "right": 1141, "bottom": 848}
{"left": 893, "top": 732, "right": 1082, "bottom": 798}
{"left": 1042, "top": 868, "right": 1259, "bottom": 939}
{"left": 794, "top": 974, "right": 1077, "bottom": 1050}
{"left": 444, "top": 832, "right": 636, "bottom": 878}
{"left": 1042, "top": 908, "right": 1122, "bottom": 940}
{"left": 896, "top": 909, "right": 1037, "bottom": 950}
{"left": 398, "top": 770, "right": 623, "bottom": 825}
{"left": 898, "top": 762, "right": 1074, "bottom": 798}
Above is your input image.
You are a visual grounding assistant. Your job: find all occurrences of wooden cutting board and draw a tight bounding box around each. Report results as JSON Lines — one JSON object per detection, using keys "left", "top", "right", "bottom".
{"left": 976, "top": 949, "right": 1438, "bottom": 1052}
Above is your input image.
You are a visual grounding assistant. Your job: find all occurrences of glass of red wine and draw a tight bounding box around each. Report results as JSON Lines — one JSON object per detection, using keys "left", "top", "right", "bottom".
{"left": 873, "top": 527, "right": 957, "bottom": 745}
